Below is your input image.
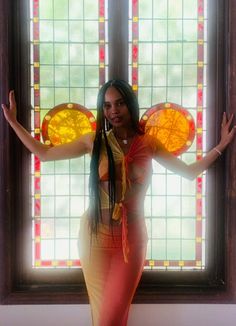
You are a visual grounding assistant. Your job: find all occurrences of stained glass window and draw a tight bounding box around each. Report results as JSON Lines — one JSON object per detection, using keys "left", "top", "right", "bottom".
{"left": 30, "top": 0, "right": 108, "bottom": 268}
{"left": 129, "top": 0, "right": 206, "bottom": 270}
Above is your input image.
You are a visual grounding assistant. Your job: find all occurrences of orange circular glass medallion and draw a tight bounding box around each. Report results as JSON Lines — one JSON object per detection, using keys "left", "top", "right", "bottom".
{"left": 42, "top": 103, "right": 96, "bottom": 146}
{"left": 140, "top": 103, "right": 195, "bottom": 156}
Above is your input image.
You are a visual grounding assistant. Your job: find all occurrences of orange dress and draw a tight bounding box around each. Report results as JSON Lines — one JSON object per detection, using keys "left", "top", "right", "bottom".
{"left": 79, "top": 130, "right": 158, "bottom": 326}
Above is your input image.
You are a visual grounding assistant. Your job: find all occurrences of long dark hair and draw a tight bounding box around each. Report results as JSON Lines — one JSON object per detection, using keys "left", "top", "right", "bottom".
{"left": 89, "top": 79, "right": 142, "bottom": 232}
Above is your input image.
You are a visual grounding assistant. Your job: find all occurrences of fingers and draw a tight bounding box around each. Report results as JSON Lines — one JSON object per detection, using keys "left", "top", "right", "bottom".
{"left": 9, "top": 90, "right": 16, "bottom": 108}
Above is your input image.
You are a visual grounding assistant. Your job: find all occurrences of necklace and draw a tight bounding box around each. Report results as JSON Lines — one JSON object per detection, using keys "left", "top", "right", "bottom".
{"left": 116, "top": 135, "right": 128, "bottom": 145}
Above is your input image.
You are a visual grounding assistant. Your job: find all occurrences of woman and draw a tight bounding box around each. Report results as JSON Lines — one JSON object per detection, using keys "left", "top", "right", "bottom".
{"left": 2, "top": 80, "right": 235, "bottom": 326}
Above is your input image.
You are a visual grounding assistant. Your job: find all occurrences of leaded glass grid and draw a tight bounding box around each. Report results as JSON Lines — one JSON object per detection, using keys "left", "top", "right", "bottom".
{"left": 129, "top": 0, "right": 207, "bottom": 270}
{"left": 30, "top": 0, "right": 108, "bottom": 268}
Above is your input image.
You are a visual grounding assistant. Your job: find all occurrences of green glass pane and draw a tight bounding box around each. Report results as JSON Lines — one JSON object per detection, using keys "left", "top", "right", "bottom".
{"left": 168, "top": 43, "right": 182, "bottom": 64}
{"left": 85, "top": 66, "right": 99, "bottom": 87}
{"left": 70, "top": 157, "right": 85, "bottom": 174}
{"left": 70, "top": 175, "right": 85, "bottom": 195}
{"left": 84, "top": 44, "right": 99, "bottom": 65}
{"left": 153, "top": 0, "right": 167, "bottom": 19}
{"left": 144, "top": 196, "right": 151, "bottom": 216}
{"left": 84, "top": 21, "right": 98, "bottom": 42}
{"left": 55, "top": 160, "right": 70, "bottom": 173}
{"left": 84, "top": 0, "right": 98, "bottom": 19}
{"left": 181, "top": 178, "right": 196, "bottom": 195}
{"left": 183, "top": 20, "right": 198, "bottom": 41}
{"left": 167, "top": 175, "right": 181, "bottom": 195}
{"left": 85, "top": 155, "right": 91, "bottom": 173}
{"left": 182, "top": 87, "right": 197, "bottom": 107}
{"left": 54, "top": 44, "right": 69, "bottom": 64}
{"left": 182, "top": 240, "right": 195, "bottom": 260}
{"left": 182, "top": 196, "right": 196, "bottom": 217}
{"left": 153, "top": 44, "right": 167, "bottom": 64}
{"left": 151, "top": 174, "right": 166, "bottom": 195}
{"left": 39, "top": 0, "right": 53, "bottom": 19}
{"left": 69, "top": 21, "right": 84, "bottom": 42}
{"left": 40, "top": 21, "right": 53, "bottom": 42}
{"left": 183, "top": 0, "right": 198, "bottom": 18}
{"left": 55, "top": 239, "right": 69, "bottom": 259}
{"left": 167, "top": 218, "right": 181, "bottom": 238}
{"left": 138, "top": 87, "right": 152, "bottom": 107}
{"left": 166, "top": 197, "right": 181, "bottom": 216}
{"left": 139, "top": 43, "right": 152, "bottom": 64}
{"left": 152, "top": 87, "right": 167, "bottom": 103}
{"left": 152, "top": 240, "right": 166, "bottom": 260}
{"left": 145, "top": 218, "right": 151, "bottom": 238}
{"left": 70, "top": 196, "right": 85, "bottom": 216}
{"left": 40, "top": 44, "right": 54, "bottom": 64}
{"left": 55, "top": 175, "right": 70, "bottom": 195}
{"left": 41, "top": 175, "right": 55, "bottom": 195}
{"left": 69, "top": 0, "right": 84, "bottom": 19}
{"left": 168, "top": 67, "right": 182, "bottom": 88}
{"left": 41, "top": 240, "right": 54, "bottom": 259}
{"left": 183, "top": 65, "right": 197, "bottom": 86}
{"left": 70, "top": 66, "right": 84, "bottom": 87}
{"left": 70, "top": 88, "right": 85, "bottom": 105}
{"left": 152, "top": 196, "right": 166, "bottom": 217}
{"left": 55, "top": 219, "right": 70, "bottom": 238}
{"left": 40, "top": 88, "right": 54, "bottom": 108}
{"left": 54, "top": 0, "right": 69, "bottom": 19}
{"left": 55, "top": 66, "right": 69, "bottom": 87}
{"left": 54, "top": 21, "right": 69, "bottom": 42}
{"left": 41, "top": 218, "right": 55, "bottom": 239}
{"left": 41, "top": 196, "right": 55, "bottom": 217}
{"left": 183, "top": 43, "right": 198, "bottom": 64}
{"left": 54, "top": 88, "right": 70, "bottom": 105}
{"left": 168, "top": 0, "right": 183, "bottom": 19}
{"left": 70, "top": 218, "right": 80, "bottom": 237}
{"left": 40, "top": 66, "right": 54, "bottom": 87}
{"left": 85, "top": 88, "right": 98, "bottom": 108}
{"left": 55, "top": 197, "right": 70, "bottom": 217}
{"left": 182, "top": 218, "right": 196, "bottom": 238}
{"left": 168, "top": 20, "right": 183, "bottom": 42}
{"left": 146, "top": 241, "right": 152, "bottom": 259}
{"left": 139, "top": 0, "right": 152, "bottom": 18}
{"left": 167, "top": 239, "right": 181, "bottom": 260}
{"left": 139, "top": 65, "right": 152, "bottom": 86}
{"left": 181, "top": 153, "right": 196, "bottom": 166}
{"left": 152, "top": 218, "right": 166, "bottom": 238}
{"left": 166, "top": 87, "right": 181, "bottom": 103}
{"left": 153, "top": 20, "right": 167, "bottom": 42}
{"left": 70, "top": 44, "right": 84, "bottom": 65}
{"left": 167, "top": 65, "right": 182, "bottom": 87}
{"left": 152, "top": 65, "right": 167, "bottom": 86}
{"left": 139, "top": 20, "right": 153, "bottom": 42}
{"left": 152, "top": 161, "right": 166, "bottom": 174}
{"left": 70, "top": 239, "right": 79, "bottom": 259}
{"left": 41, "top": 161, "right": 55, "bottom": 174}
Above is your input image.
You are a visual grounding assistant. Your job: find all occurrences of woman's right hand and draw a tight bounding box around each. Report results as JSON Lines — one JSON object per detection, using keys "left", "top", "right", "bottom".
{"left": 1, "top": 90, "right": 17, "bottom": 125}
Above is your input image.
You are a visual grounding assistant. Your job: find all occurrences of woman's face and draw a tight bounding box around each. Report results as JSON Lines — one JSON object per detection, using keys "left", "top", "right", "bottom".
{"left": 103, "top": 86, "right": 132, "bottom": 129}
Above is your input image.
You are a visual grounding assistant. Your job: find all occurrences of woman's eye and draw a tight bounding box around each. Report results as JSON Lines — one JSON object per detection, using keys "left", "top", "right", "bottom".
{"left": 103, "top": 104, "right": 111, "bottom": 110}
{"left": 117, "top": 101, "right": 125, "bottom": 106}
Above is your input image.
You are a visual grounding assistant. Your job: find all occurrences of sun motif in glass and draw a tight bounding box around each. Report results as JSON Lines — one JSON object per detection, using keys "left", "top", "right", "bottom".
{"left": 42, "top": 103, "right": 96, "bottom": 146}
{"left": 140, "top": 103, "right": 195, "bottom": 156}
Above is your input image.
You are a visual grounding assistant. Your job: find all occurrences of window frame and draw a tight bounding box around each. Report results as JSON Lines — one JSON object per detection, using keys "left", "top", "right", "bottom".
{"left": 1, "top": 0, "right": 236, "bottom": 304}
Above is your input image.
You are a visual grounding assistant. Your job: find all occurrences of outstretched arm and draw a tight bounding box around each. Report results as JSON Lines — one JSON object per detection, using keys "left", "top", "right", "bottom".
{"left": 155, "top": 112, "right": 236, "bottom": 180}
{"left": 1, "top": 90, "right": 93, "bottom": 161}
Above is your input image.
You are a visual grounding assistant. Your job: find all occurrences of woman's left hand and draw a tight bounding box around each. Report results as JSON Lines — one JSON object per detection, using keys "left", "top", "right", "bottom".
{"left": 217, "top": 112, "right": 236, "bottom": 151}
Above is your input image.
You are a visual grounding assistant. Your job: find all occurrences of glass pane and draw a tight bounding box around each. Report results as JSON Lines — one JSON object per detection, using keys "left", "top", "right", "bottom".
{"left": 31, "top": 0, "right": 108, "bottom": 268}
{"left": 129, "top": 0, "right": 207, "bottom": 270}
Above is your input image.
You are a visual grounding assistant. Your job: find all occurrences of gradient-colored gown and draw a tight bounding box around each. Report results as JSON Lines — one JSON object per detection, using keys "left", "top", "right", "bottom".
{"left": 79, "top": 130, "right": 158, "bottom": 326}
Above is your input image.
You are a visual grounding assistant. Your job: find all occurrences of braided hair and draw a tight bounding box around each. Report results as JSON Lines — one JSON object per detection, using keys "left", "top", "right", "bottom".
{"left": 88, "top": 79, "right": 143, "bottom": 232}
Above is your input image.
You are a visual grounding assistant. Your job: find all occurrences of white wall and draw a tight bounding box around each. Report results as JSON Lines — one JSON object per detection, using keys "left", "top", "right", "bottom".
{"left": 1, "top": 304, "right": 236, "bottom": 326}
